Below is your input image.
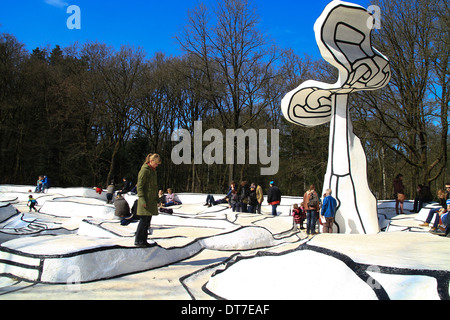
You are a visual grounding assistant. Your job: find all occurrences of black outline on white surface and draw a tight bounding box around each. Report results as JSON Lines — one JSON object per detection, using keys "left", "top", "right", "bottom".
{"left": 199, "top": 242, "right": 450, "bottom": 301}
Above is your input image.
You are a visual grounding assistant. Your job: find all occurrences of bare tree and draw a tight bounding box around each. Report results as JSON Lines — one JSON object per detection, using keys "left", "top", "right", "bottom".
{"left": 0, "top": 33, "right": 29, "bottom": 183}
{"left": 354, "top": 0, "right": 449, "bottom": 189}
{"left": 176, "top": 0, "right": 278, "bottom": 181}
{"left": 81, "top": 43, "right": 146, "bottom": 186}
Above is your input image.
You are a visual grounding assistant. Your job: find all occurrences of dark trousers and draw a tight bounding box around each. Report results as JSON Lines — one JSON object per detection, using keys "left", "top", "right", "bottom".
{"left": 257, "top": 202, "right": 262, "bottom": 214}
{"left": 413, "top": 197, "right": 424, "bottom": 213}
{"left": 135, "top": 215, "right": 152, "bottom": 244}
{"left": 206, "top": 195, "right": 215, "bottom": 205}
{"left": 306, "top": 210, "right": 317, "bottom": 234}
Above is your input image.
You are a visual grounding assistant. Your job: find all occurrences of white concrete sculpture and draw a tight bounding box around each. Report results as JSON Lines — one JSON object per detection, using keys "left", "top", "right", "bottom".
{"left": 281, "top": 1, "right": 391, "bottom": 234}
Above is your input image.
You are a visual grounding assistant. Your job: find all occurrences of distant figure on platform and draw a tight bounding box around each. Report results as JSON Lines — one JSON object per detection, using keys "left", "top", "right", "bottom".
{"left": 267, "top": 181, "right": 281, "bottom": 216}
{"left": 204, "top": 185, "right": 232, "bottom": 208}
{"left": 321, "top": 189, "right": 337, "bottom": 233}
{"left": 42, "top": 175, "right": 50, "bottom": 193}
{"left": 204, "top": 194, "right": 228, "bottom": 207}
{"left": 247, "top": 183, "right": 258, "bottom": 213}
{"left": 256, "top": 184, "right": 264, "bottom": 214}
{"left": 28, "top": 195, "right": 38, "bottom": 212}
{"left": 238, "top": 181, "right": 250, "bottom": 213}
{"left": 106, "top": 182, "right": 114, "bottom": 204}
{"left": 227, "top": 181, "right": 237, "bottom": 208}
{"left": 393, "top": 173, "right": 405, "bottom": 215}
{"left": 412, "top": 184, "right": 433, "bottom": 213}
{"left": 119, "top": 177, "right": 133, "bottom": 195}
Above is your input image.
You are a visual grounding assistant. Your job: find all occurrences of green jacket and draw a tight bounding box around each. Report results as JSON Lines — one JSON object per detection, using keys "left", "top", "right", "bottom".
{"left": 136, "top": 163, "right": 159, "bottom": 216}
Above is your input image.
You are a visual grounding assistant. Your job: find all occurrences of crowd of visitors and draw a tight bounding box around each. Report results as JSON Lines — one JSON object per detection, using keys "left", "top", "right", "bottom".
{"left": 27, "top": 164, "right": 450, "bottom": 246}
{"left": 213, "top": 180, "right": 274, "bottom": 215}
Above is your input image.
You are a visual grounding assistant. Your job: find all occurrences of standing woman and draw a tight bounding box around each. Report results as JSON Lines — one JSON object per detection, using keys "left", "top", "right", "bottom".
{"left": 134, "top": 153, "right": 162, "bottom": 247}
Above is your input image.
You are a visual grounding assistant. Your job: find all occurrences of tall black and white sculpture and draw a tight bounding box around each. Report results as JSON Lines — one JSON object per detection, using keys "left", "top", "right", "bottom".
{"left": 282, "top": 1, "right": 391, "bottom": 234}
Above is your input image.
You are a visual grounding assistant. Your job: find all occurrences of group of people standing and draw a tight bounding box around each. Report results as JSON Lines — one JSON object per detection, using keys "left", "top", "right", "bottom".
{"left": 227, "top": 181, "right": 265, "bottom": 214}
{"left": 292, "top": 185, "right": 337, "bottom": 236}
{"left": 205, "top": 180, "right": 281, "bottom": 216}
{"left": 228, "top": 181, "right": 261, "bottom": 213}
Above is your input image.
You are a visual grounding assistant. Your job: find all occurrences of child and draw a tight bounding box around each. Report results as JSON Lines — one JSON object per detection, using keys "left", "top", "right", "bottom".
{"left": 292, "top": 203, "right": 305, "bottom": 230}
{"left": 35, "top": 176, "right": 44, "bottom": 193}
{"left": 164, "top": 188, "right": 182, "bottom": 207}
{"left": 28, "top": 195, "right": 38, "bottom": 212}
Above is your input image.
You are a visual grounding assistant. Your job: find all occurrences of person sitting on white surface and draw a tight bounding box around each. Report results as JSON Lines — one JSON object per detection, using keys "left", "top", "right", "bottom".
{"left": 419, "top": 189, "right": 447, "bottom": 231}
{"left": 164, "top": 188, "right": 182, "bottom": 207}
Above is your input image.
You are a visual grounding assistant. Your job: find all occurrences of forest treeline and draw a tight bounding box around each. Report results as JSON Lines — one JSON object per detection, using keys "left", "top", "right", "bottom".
{"left": 0, "top": 0, "right": 448, "bottom": 199}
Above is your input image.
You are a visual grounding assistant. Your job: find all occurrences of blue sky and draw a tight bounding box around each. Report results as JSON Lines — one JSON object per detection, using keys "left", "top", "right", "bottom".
{"left": 0, "top": 0, "right": 370, "bottom": 59}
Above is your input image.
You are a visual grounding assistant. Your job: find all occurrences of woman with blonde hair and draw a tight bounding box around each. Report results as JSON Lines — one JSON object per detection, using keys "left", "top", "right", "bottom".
{"left": 134, "top": 153, "right": 162, "bottom": 247}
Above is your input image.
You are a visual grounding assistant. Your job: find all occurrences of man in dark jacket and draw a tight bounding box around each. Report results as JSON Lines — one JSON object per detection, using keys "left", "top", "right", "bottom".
{"left": 267, "top": 181, "right": 281, "bottom": 216}
{"left": 119, "top": 177, "right": 133, "bottom": 195}
{"left": 247, "top": 183, "right": 258, "bottom": 213}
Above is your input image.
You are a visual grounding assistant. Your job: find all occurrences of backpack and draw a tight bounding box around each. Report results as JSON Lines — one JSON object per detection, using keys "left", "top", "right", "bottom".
{"left": 308, "top": 191, "right": 319, "bottom": 208}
